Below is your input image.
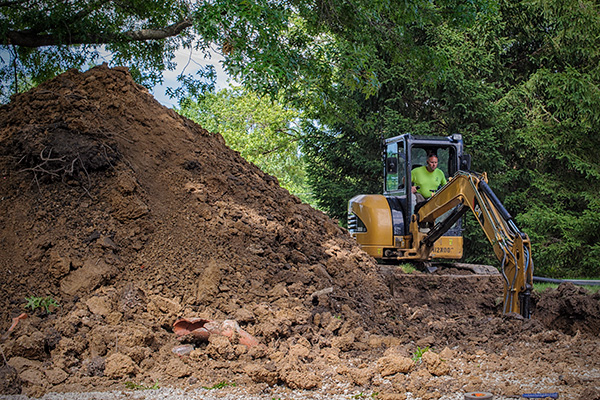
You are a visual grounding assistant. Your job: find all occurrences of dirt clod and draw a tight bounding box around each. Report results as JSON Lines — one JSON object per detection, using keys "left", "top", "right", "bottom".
{"left": 0, "top": 365, "right": 21, "bottom": 394}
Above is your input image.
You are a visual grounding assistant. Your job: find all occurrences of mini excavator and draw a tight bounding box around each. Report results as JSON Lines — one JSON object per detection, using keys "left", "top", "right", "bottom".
{"left": 348, "top": 134, "right": 534, "bottom": 318}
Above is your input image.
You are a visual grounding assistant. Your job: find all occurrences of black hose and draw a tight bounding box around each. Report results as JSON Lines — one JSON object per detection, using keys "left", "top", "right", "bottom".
{"left": 478, "top": 180, "right": 512, "bottom": 221}
{"left": 533, "top": 276, "right": 600, "bottom": 286}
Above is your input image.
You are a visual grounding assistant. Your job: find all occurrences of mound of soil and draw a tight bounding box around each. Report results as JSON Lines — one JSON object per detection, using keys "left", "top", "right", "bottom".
{"left": 0, "top": 65, "right": 598, "bottom": 399}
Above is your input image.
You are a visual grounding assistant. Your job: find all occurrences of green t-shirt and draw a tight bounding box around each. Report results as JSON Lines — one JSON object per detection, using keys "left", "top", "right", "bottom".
{"left": 411, "top": 166, "right": 447, "bottom": 198}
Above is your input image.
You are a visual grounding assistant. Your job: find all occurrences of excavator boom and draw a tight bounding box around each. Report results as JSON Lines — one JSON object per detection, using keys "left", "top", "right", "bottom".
{"left": 412, "top": 171, "right": 534, "bottom": 317}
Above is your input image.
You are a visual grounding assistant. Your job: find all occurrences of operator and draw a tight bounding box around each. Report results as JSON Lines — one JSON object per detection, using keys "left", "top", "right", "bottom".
{"left": 411, "top": 154, "right": 447, "bottom": 203}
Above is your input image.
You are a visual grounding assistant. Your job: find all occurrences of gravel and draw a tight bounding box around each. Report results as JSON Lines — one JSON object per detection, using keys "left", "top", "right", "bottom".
{"left": 0, "top": 387, "right": 526, "bottom": 400}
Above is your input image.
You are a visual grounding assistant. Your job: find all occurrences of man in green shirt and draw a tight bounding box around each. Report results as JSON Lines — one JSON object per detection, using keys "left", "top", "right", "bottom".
{"left": 411, "top": 154, "right": 447, "bottom": 203}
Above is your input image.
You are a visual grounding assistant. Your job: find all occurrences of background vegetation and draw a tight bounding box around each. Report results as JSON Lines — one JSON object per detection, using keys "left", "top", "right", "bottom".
{"left": 2, "top": 0, "right": 599, "bottom": 278}
{"left": 177, "top": 87, "right": 312, "bottom": 203}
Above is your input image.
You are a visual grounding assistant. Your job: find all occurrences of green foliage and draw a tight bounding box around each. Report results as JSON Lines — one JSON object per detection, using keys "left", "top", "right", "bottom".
{"left": 412, "top": 346, "right": 430, "bottom": 364}
{"left": 2, "top": 0, "right": 397, "bottom": 103}
{"left": 178, "top": 87, "right": 313, "bottom": 204}
{"left": 533, "top": 282, "right": 557, "bottom": 293}
{"left": 462, "top": 213, "right": 497, "bottom": 266}
{"left": 1, "top": 0, "right": 205, "bottom": 101}
{"left": 302, "top": 0, "right": 600, "bottom": 278}
{"left": 493, "top": 0, "right": 600, "bottom": 277}
{"left": 400, "top": 263, "right": 418, "bottom": 274}
{"left": 1, "top": 0, "right": 492, "bottom": 104}
{"left": 302, "top": 122, "right": 382, "bottom": 219}
{"left": 124, "top": 380, "right": 160, "bottom": 390}
{"left": 302, "top": 2, "right": 505, "bottom": 223}
{"left": 24, "top": 296, "right": 60, "bottom": 314}
{"left": 202, "top": 381, "right": 236, "bottom": 390}
{"left": 534, "top": 281, "right": 600, "bottom": 294}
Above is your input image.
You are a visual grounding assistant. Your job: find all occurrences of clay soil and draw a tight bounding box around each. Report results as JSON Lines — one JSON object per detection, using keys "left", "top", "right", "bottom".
{"left": 0, "top": 65, "right": 599, "bottom": 400}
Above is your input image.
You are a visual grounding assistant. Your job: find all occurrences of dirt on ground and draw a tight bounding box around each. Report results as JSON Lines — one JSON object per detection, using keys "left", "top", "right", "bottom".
{"left": 0, "top": 65, "right": 599, "bottom": 400}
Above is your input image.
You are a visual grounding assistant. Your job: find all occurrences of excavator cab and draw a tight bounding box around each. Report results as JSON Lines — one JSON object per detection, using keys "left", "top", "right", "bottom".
{"left": 349, "top": 133, "right": 470, "bottom": 262}
{"left": 384, "top": 133, "right": 470, "bottom": 233}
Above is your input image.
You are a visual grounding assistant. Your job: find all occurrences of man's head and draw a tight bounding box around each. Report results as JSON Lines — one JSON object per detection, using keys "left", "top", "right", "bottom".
{"left": 425, "top": 154, "right": 438, "bottom": 172}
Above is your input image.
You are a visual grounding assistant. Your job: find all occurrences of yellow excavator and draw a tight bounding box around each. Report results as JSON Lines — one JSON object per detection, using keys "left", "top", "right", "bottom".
{"left": 348, "top": 134, "right": 534, "bottom": 318}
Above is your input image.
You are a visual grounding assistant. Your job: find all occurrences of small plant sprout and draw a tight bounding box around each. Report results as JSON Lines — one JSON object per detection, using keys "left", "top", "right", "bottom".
{"left": 202, "top": 381, "right": 237, "bottom": 390}
{"left": 124, "top": 380, "right": 160, "bottom": 390}
{"left": 351, "top": 392, "right": 379, "bottom": 399}
{"left": 412, "top": 345, "right": 430, "bottom": 364}
{"left": 24, "top": 296, "right": 60, "bottom": 313}
{"left": 400, "top": 263, "right": 418, "bottom": 274}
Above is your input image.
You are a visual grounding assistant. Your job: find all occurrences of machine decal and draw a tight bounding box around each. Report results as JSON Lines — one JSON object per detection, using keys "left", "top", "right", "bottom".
{"left": 473, "top": 198, "right": 484, "bottom": 227}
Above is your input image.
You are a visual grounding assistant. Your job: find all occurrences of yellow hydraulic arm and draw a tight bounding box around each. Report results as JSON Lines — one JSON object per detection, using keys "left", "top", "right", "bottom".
{"left": 409, "top": 171, "right": 534, "bottom": 317}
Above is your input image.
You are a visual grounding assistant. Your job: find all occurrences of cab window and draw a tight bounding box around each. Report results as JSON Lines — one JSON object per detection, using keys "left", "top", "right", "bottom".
{"left": 411, "top": 147, "right": 452, "bottom": 178}
{"left": 385, "top": 142, "right": 406, "bottom": 194}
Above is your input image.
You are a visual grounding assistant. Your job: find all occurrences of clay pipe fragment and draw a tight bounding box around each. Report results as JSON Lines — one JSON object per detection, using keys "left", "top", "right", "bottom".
{"left": 172, "top": 318, "right": 260, "bottom": 347}
{"left": 172, "top": 318, "right": 211, "bottom": 341}
{"left": 212, "top": 319, "right": 260, "bottom": 347}
{"left": 2, "top": 313, "right": 28, "bottom": 340}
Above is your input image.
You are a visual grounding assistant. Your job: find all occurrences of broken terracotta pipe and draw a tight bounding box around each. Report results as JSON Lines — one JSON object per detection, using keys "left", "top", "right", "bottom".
{"left": 2, "top": 313, "right": 28, "bottom": 340}
{"left": 173, "top": 318, "right": 259, "bottom": 347}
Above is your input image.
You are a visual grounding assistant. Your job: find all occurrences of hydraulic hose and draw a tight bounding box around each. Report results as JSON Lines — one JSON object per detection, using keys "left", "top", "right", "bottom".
{"left": 478, "top": 180, "right": 512, "bottom": 221}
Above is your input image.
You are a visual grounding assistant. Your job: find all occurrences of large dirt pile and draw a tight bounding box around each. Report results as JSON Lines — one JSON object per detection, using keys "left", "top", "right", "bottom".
{"left": 0, "top": 64, "right": 389, "bottom": 325}
{"left": 0, "top": 65, "right": 599, "bottom": 399}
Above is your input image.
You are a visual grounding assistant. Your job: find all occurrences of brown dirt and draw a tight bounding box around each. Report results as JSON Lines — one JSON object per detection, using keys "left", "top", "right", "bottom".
{"left": 0, "top": 64, "right": 598, "bottom": 399}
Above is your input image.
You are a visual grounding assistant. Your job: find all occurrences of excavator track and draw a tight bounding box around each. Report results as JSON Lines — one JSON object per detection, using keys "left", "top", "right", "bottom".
{"left": 415, "top": 262, "right": 500, "bottom": 275}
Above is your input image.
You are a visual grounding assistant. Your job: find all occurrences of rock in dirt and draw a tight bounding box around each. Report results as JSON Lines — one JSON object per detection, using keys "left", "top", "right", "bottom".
{"left": 0, "top": 364, "right": 21, "bottom": 394}
{"left": 378, "top": 355, "right": 414, "bottom": 377}
{"left": 421, "top": 351, "right": 449, "bottom": 376}
{"left": 104, "top": 353, "right": 138, "bottom": 378}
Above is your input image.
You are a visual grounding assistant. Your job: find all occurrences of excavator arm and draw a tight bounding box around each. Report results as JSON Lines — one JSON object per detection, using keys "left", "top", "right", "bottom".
{"left": 410, "top": 171, "right": 534, "bottom": 317}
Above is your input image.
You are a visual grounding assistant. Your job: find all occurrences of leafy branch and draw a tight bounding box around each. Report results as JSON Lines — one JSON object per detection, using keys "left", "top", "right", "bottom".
{"left": 6, "top": 19, "right": 193, "bottom": 47}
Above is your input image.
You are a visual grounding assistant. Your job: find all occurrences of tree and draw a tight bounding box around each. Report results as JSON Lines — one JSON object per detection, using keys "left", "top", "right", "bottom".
{"left": 1, "top": 0, "right": 485, "bottom": 103}
{"left": 301, "top": 2, "right": 505, "bottom": 223}
{"left": 1, "top": 0, "right": 210, "bottom": 100}
{"left": 0, "top": 0, "right": 358, "bottom": 102}
{"left": 302, "top": 0, "right": 600, "bottom": 278}
{"left": 178, "top": 87, "right": 312, "bottom": 203}
{"left": 495, "top": 0, "right": 600, "bottom": 277}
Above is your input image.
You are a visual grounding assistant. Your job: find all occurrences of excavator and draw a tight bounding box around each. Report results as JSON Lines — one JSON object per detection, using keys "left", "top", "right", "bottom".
{"left": 348, "top": 133, "right": 534, "bottom": 318}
